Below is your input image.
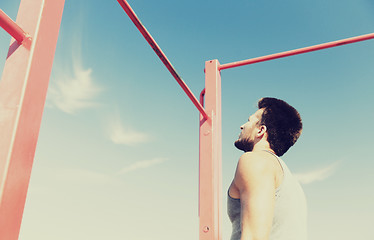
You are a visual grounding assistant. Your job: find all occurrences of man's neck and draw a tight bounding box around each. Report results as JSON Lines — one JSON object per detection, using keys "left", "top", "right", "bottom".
{"left": 252, "top": 139, "right": 274, "bottom": 154}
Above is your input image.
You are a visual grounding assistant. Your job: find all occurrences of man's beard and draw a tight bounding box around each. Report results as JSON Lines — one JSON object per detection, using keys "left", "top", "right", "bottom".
{"left": 234, "top": 138, "right": 254, "bottom": 152}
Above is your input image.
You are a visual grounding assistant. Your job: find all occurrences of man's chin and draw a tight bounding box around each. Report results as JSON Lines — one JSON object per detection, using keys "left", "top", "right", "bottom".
{"left": 234, "top": 139, "right": 253, "bottom": 152}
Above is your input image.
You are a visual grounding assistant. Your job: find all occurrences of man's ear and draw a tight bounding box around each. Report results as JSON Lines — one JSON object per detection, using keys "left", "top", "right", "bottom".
{"left": 257, "top": 125, "right": 267, "bottom": 138}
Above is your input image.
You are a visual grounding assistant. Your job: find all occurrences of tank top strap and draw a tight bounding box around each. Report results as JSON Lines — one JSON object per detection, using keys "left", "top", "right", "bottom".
{"left": 262, "top": 150, "right": 292, "bottom": 179}
{"left": 262, "top": 150, "right": 284, "bottom": 167}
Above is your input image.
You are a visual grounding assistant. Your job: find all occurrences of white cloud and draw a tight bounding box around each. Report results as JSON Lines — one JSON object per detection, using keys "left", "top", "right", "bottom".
{"left": 116, "top": 158, "right": 167, "bottom": 175}
{"left": 29, "top": 165, "right": 120, "bottom": 189}
{"left": 47, "top": 41, "right": 102, "bottom": 114}
{"left": 107, "top": 112, "right": 150, "bottom": 146}
{"left": 53, "top": 167, "right": 115, "bottom": 186}
{"left": 294, "top": 161, "right": 340, "bottom": 184}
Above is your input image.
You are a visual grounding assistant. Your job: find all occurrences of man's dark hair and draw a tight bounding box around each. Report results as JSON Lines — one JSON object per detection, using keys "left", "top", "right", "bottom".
{"left": 258, "top": 97, "right": 302, "bottom": 156}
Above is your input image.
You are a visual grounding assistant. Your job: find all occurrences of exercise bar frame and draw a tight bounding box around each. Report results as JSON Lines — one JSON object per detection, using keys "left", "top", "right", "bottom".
{"left": 116, "top": 2, "right": 374, "bottom": 240}
{"left": 0, "top": 0, "right": 373, "bottom": 239}
{"left": 0, "top": 0, "right": 65, "bottom": 239}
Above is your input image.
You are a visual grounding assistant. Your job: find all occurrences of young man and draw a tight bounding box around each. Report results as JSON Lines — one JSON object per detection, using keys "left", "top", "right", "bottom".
{"left": 228, "top": 97, "right": 307, "bottom": 240}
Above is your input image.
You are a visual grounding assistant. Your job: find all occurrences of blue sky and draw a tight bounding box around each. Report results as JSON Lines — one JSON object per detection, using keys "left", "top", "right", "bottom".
{"left": 1, "top": 0, "right": 374, "bottom": 239}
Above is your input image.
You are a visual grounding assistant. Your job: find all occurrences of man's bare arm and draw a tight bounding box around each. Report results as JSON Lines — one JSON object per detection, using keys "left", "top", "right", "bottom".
{"left": 234, "top": 152, "right": 277, "bottom": 240}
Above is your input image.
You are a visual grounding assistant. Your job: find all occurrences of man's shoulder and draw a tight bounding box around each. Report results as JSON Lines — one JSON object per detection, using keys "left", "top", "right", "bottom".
{"left": 234, "top": 151, "right": 278, "bottom": 191}
{"left": 237, "top": 151, "right": 278, "bottom": 173}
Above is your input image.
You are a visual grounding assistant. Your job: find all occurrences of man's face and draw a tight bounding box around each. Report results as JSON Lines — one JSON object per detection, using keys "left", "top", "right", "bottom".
{"left": 234, "top": 109, "right": 264, "bottom": 152}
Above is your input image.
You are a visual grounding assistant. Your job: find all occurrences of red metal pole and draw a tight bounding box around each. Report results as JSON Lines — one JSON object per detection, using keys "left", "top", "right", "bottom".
{"left": 0, "top": 0, "right": 65, "bottom": 239}
{"left": 0, "top": 9, "right": 31, "bottom": 46}
{"left": 116, "top": 0, "right": 209, "bottom": 120}
{"left": 219, "top": 32, "right": 374, "bottom": 70}
{"left": 199, "top": 60, "right": 222, "bottom": 240}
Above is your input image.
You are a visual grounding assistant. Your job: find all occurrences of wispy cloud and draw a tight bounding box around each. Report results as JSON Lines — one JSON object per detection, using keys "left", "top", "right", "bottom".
{"left": 294, "top": 161, "right": 340, "bottom": 184}
{"left": 107, "top": 112, "right": 150, "bottom": 146}
{"left": 29, "top": 165, "right": 121, "bottom": 191}
{"left": 47, "top": 39, "right": 102, "bottom": 114}
{"left": 116, "top": 158, "right": 167, "bottom": 175}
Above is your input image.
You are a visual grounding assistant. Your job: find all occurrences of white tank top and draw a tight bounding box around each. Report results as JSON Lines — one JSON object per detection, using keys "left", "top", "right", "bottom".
{"left": 227, "top": 151, "right": 308, "bottom": 240}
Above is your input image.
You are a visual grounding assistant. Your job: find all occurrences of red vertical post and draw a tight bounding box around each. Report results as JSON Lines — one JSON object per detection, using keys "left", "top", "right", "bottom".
{"left": 199, "top": 60, "right": 222, "bottom": 240}
{"left": 0, "top": 0, "right": 65, "bottom": 239}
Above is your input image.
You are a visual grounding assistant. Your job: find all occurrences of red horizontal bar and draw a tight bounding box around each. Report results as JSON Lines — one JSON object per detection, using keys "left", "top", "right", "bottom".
{"left": 0, "top": 9, "right": 30, "bottom": 45}
{"left": 219, "top": 32, "right": 374, "bottom": 70}
{"left": 117, "top": 0, "right": 209, "bottom": 120}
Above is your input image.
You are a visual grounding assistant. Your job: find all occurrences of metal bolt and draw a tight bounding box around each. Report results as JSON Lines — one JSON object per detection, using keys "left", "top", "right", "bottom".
{"left": 204, "top": 131, "right": 210, "bottom": 136}
{"left": 203, "top": 226, "right": 210, "bottom": 233}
